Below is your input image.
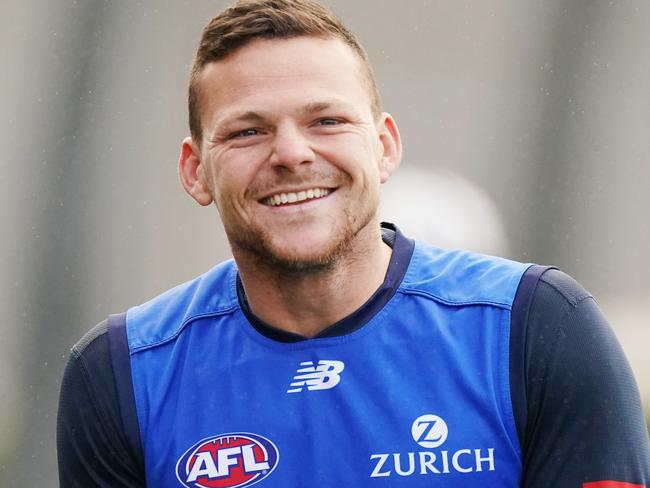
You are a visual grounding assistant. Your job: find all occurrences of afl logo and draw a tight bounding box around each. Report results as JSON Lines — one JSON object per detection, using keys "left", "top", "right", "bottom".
{"left": 175, "top": 432, "right": 279, "bottom": 488}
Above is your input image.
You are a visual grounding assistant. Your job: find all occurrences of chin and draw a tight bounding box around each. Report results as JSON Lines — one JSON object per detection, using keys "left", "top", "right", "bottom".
{"left": 261, "top": 240, "right": 346, "bottom": 273}
{"left": 228, "top": 209, "right": 377, "bottom": 273}
{"left": 231, "top": 227, "right": 350, "bottom": 274}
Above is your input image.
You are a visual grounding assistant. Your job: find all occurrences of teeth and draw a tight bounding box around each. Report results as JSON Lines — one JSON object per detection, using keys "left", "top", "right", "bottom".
{"left": 264, "top": 188, "right": 331, "bottom": 206}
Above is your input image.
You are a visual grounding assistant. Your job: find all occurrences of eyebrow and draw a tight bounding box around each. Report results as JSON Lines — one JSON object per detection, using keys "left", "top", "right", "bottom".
{"left": 215, "top": 111, "right": 267, "bottom": 130}
{"left": 299, "top": 101, "right": 336, "bottom": 115}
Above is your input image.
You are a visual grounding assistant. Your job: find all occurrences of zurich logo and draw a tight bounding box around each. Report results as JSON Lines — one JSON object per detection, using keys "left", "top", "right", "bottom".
{"left": 370, "top": 414, "right": 496, "bottom": 477}
{"left": 175, "top": 432, "right": 279, "bottom": 488}
{"left": 411, "top": 414, "right": 448, "bottom": 448}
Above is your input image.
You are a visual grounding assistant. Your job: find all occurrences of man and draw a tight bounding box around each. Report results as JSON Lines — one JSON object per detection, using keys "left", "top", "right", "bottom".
{"left": 57, "top": 0, "right": 650, "bottom": 486}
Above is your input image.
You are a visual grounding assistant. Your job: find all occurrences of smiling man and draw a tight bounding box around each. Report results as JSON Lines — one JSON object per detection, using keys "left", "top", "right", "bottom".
{"left": 57, "top": 1, "right": 650, "bottom": 487}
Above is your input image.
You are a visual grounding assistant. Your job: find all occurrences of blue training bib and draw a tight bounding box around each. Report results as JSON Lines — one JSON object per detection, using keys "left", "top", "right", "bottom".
{"left": 126, "top": 237, "right": 529, "bottom": 487}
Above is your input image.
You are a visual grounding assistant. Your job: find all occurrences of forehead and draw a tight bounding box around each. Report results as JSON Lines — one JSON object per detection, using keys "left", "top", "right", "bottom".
{"left": 196, "top": 36, "right": 372, "bottom": 124}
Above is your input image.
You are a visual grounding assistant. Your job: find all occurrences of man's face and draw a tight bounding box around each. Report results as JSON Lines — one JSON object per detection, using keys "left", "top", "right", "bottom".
{"left": 185, "top": 36, "right": 400, "bottom": 270}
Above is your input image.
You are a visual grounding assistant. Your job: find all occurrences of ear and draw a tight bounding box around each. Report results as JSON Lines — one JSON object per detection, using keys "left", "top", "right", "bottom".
{"left": 178, "top": 137, "right": 213, "bottom": 206}
{"left": 376, "top": 113, "right": 402, "bottom": 183}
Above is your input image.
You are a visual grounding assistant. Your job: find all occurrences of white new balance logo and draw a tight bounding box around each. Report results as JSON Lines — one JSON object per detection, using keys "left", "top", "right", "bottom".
{"left": 287, "top": 360, "right": 345, "bottom": 393}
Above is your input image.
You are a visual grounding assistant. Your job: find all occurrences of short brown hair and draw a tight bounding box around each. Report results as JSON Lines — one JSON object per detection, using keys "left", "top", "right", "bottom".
{"left": 188, "top": 0, "right": 382, "bottom": 143}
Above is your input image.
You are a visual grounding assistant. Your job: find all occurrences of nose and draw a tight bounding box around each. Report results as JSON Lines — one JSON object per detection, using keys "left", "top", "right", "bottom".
{"left": 268, "top": 123, "right": 315, "bottom": 171}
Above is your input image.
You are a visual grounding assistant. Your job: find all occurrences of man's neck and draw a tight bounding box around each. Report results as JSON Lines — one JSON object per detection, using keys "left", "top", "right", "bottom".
{"left": 235, "top": 224, "right": 392, "bottom": 338}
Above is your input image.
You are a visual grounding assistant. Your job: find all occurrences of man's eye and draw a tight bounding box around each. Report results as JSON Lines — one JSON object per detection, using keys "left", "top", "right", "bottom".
{"left": 317, "top": 118, "right": 342, "bottom": 126}
{"left": 231, "top": 128, "right": 260, "bottom": 138}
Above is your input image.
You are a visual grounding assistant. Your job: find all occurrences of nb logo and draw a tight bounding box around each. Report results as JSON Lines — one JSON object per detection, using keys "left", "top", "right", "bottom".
{"left": 411, "top": 414, "right": 448, "bottom": 448}
{"left": 287, "top": 360, "right": 345, "bottom": 393}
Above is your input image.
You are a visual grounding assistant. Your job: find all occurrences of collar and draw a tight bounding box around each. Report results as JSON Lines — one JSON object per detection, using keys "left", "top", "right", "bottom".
{"left": 236, "top": 222, "right": 414, "bottom": 342}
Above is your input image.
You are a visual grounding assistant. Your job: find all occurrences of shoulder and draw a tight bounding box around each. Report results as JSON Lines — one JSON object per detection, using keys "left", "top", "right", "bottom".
{"left": 66, "top": 319, "right": 113, "bottom": 397}
{"left": 519, "top": 268, "right": 650, "bottom": 483}
{"left": 524, "top": 267, "right": 603, "bottom": 361}
{"left": 512, "top": 267, "right": 593, "bottom": 341}
{"left": 524, "top": 267, "right": 632, "bottom": 394}
{"left": 58, "top": 319, "right": 146, "bottom": 485}
{"left": 72, "top": 319, "right": 108, "bottom": 356}
{"left": 126, "top": 259, "right": 240, "bottom": 351}
{"left": 400, "top": 240, "right": 531, "bottom": 308}
{"left": 509, "top": 266, "right": 590, "bottom": 440}
{"left": 534, "top": 267, "right": 592, "bottom": 310}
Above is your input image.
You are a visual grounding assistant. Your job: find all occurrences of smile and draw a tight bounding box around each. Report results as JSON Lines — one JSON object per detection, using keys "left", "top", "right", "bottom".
{"left": 262, "top": 188, "right": 332, "bottom": 206}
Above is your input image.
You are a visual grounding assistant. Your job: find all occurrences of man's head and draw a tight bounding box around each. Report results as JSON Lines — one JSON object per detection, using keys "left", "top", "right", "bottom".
{"left": 179, "top": 0, "right": 401, "bottom": 272}
{"left": 188, "top": 0, "right": 382, "bottom": 145}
